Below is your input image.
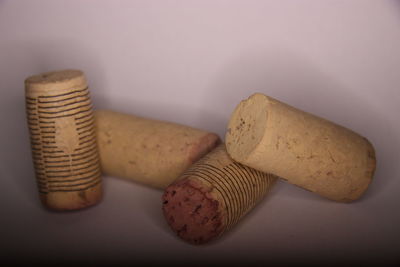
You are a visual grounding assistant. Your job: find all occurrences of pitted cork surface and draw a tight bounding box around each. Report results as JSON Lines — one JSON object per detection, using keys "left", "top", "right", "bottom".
{"left": 162, "top": 144, "right": 277, "bottom": 244}
{"left": 25, "top": 70, "right": 102, "bottom": 211}
{"left": 226, "top": 93, "right": 376, "bottom": 202}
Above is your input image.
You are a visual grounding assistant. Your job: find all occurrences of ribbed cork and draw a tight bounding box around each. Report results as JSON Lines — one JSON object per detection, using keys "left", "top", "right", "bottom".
{"left": 162, "top": 144, "right": 277, "bottom": 244}
{"left": 25, "top": 69, "right": 102, "bottom": 211}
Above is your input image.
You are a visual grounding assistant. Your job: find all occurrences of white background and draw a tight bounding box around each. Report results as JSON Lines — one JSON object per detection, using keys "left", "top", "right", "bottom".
{"left": 1, "top": 0, "right": 399, "bottom": 265}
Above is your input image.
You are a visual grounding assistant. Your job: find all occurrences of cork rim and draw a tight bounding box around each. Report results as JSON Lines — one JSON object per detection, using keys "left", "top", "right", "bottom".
{"left": 162, "top": 178, "right": 226, "bottom": 245}
{"left": 225, "top": 93, "right": 269, "bottom": 162}
{"left": 25, "top": 69, "right": 87, "bottom": 94}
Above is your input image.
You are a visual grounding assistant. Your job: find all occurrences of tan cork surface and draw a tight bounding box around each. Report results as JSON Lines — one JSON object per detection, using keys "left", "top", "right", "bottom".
{"left": 162, "top": 144, "right": 277, "bottom": 244}
{"left": 226, "top": 93, "right": 376, "bottom": 202}
{"left": 25, "top": 70, "right": 102, "bottom": 211}
{"left": 95, "top": 110, "right": 220, "bottom": 189}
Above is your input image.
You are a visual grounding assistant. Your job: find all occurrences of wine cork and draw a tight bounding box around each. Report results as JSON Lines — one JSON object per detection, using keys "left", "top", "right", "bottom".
{"left": 226, "top": 93, "right": 376, "bottom": 202}
{"left": 162, "top": 144, "right": 277, "bottom": 244}
{"left": 95, "top": 110, "right": 221, "bottom": 189}
{"left": 25, "top": 69, "right": 102, "bottom": 211}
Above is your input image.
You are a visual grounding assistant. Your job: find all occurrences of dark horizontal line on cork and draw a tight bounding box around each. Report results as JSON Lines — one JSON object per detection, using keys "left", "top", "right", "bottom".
{"left": 75, "top": 116, "right": 94, "bottom": 126}
{"left": 38, "top": 91, "right": 90, "bottom": 105}
{"left": 39, "top": 120, "right": 55, "bottom": 124}
{"left": 45, "top": 159, "right": 100, "bottom": 174}
{"left": 79, "top": 136, "right": 96, "bottom": 146}
{"left": 42, "top": 147, "right": 97, "bottom": 161}
{"left": 38, "top": 94, "right": 90, "bottom": 109}
{"left": 37, "top": 176, "right": 101, "bottom": 193}
{"left": 78, "top": 126, "right": 95, "bottom": 136}
{"left": 47, "top": 173, "right": 100, "bottom": 186}
{"left": 72, "top": 153, "right": 98, "bottom": 165}
{"left": 44, "top": 157, "right": 98, "bottom": 169}
{"left": 73, "top": 141, "right": 97, "bottom": 152}
{"left": 43, "top": 154, "right": 69, "bottom": 159}
{"left": 41, "top": 135, "right": 55, "bottom": 139}
{"left": 79, "top": 131, "right": 95, "bottom": 141}
{"left": 44, "top": 158, "right": 69, "bottom": 164}
{"left": 37, "top": 87, "right": 89, "bottom": 100}
{"left": 42, "top": 141, "right": 55, "bottom": 144}
{"left": 76, "top": 121, "right": 95, "bottom": 132}
{"left": 42, "top": 149, "right": 64, "bottom": 154}
{"left": 38, "top": 106, "right": 92, "bottom": 120}
{"left": 38, "top": 102, "right": 92, "bottom": 115}
{"left": 46, "top": 167, "right": 100, "bottom": 180}
{"left": 46, "top": 179, "right": 101, "bottom": 193}
{"left": 71, "top": 145, "right": 98, "bottom": 157}
{"left": 75, "top": 111, "right": 94, "bottom": 122}
{"left": 49, "top": 176, "right": 100, "bottom": 189}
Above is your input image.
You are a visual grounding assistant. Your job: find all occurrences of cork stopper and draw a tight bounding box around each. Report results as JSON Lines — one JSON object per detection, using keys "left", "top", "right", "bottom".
{"left": 25, "top": 69, "right": 102, "bottom": 211}
{"left": 226, "top": 93, "right": 376, "bottom": 202}
{"left": 162, "top": 144, "right": 277, "bottom": 244}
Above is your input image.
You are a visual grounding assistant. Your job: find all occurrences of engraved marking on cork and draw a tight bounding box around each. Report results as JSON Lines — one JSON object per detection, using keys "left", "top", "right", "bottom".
{"left": 27, "top": 87, "right": 101, "bottom": 193}
{"left": 180, "top": 148, "right": 276, "bottom": 232}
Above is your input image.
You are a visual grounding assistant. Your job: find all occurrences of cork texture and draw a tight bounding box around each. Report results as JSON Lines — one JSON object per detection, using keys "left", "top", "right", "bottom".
{"left": 226, "top": 93, "right": 376, "bottom": 202}
{"left": 162, "top": 144, "right": 277, "bottom": 244}
{"left": 95, "top": 110, "right": 220, "bottom": 189}
{"left": 25, "top": 70, "right": 102, "bottom": 210}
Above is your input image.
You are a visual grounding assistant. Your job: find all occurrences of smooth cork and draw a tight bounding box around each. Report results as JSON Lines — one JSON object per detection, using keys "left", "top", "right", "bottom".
{"left": 95, "top": 110, "right": 220, "bottom": 189}
{"left": 25, "top": 69, "right": 102, "bottom": 211}
{"left": 162, "top": 144, "right": 277, "bottom": 244}
{"left": 226, "top": 93, "right": 376, "bottom": 202}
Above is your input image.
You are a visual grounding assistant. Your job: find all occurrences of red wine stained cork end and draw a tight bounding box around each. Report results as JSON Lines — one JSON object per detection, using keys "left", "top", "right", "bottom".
{"left": 162, "top": 178, "right": 225, "bottom": 245}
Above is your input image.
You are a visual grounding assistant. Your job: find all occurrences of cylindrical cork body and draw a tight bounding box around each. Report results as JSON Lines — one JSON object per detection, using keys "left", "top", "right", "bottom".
{"left": 162, "top": 144, "right": 277, "bottom": 244}
{"left": 25, "top": 69, "right": 102, "bottom": 210}
{"left": 226, "top": 93, "right": 376, "bottom": 202}
{"left": 95, "top": 110, "right": 220, "bottom": 189}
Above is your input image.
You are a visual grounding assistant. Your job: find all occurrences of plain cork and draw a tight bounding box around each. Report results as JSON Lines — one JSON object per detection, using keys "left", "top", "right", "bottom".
{"left": 95, "top": 110, "right": 221, "bottom": 189}
{"left": 226, "top": 93, "right": 376, "bottom": 202}
{"left": 162, "top": 144, "right": 277, "bottom": 244}
{"left": 25, "top": 70, "right": 102, "bottom": 211}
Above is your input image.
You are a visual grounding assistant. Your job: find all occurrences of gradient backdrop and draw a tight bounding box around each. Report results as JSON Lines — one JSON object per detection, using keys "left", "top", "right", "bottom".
{"left": 1, "top": 0, "right": 399, "bottom": 265}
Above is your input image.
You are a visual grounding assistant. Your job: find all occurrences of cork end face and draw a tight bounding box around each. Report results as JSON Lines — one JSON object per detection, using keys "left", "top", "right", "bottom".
{"left": 226, "top": 93, "right": 269, "bottom": 162}
{"left": 346, "top": 138, "right": 377, "bottom": 202}
{"left": 162, "top": 178, "right": 225, "bottom": 245}
{"left": 25, "top": 69, "right": 87, "bottom": 94}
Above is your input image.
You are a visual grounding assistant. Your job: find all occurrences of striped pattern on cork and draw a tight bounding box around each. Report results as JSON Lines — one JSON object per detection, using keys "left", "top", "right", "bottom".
{"left": 181, "top": 146, "right": 277, "bottom": 230}
{"left": 26, "top": 87, "right": 101, "bottom": 194}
